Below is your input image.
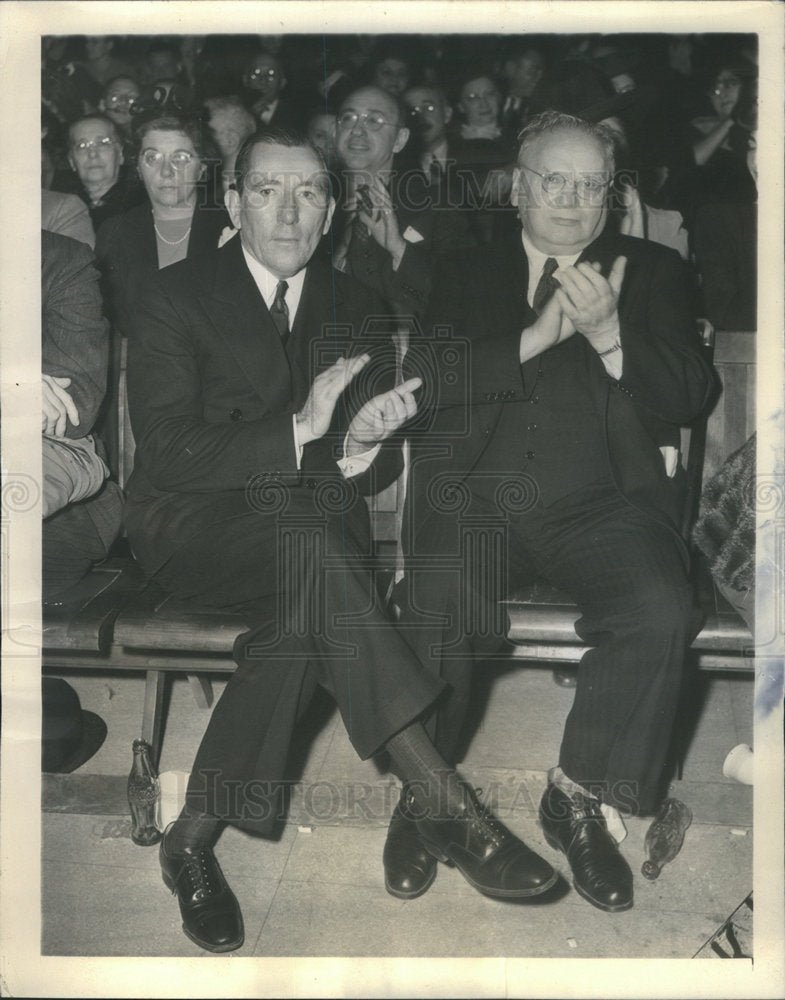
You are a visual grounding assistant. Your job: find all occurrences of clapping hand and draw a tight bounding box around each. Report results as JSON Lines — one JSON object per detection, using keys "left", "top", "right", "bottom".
{"left": 296, "top": 354, "right": 370, "bottom": 446}
{"left": 346, "top": 377, "right": 422, "bottom": 455}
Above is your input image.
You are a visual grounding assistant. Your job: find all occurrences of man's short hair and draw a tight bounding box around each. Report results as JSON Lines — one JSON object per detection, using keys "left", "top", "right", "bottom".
{"left": 67, "top": 113, "right": 121, "bottom": 145}
{"left": 517, "top": 110, "right": 617, "bottom": 173}
{"left": 233, "top": 126, "right": 330, "bottom": 195}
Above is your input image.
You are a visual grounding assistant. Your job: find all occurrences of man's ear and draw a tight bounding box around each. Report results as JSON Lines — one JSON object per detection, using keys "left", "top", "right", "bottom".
{"left": 322, "top": 196, "right": 336, "bottom": 236}
{"left": 510, "top": 167, "right": 521, "bottom": 207}
{"left": 393, "top": 126, "right": 410, "bottom": 154}
{"left": 225, "top": 187, "right": 242, "bottom": 229}
{"left": 444, "top": 105, "right": 453, "bottom": 126}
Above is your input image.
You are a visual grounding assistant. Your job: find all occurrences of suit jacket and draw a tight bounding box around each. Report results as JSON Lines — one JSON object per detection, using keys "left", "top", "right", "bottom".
{"left": 124, "top": 234, "right": 401, "bottom": 576}
{"left": 42, "top": 230, "right": 109, "bottom": 438}
{"left": 402, "top": 228, "right": 715, "bottom": 567}
{"left": 41, "top": 190, "right": 95, "bottom": 249}
{"left": 329, "top": 168, "right": 475, "bottom": 320}
{"left": 95, "top": 195, "right": 232, "bottom": 338}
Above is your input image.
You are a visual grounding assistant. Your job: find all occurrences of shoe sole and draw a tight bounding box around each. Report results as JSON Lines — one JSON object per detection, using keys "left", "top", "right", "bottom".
{"left": 420, "top": 839, "right": 559, "bottom": 899}
{"left": 542, "top": 829, "right": 633, "bottom": 913}
{"left": 161, "top": 868, "right": 245, "bottom": 953}
{"left": 384, "top": 863, "right": 438, "bottom": 900}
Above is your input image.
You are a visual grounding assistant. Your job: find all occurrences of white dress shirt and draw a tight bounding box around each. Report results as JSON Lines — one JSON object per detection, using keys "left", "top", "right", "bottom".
{"left": 241, "top": 245, "right": 378, "bottom": 477}
{"left": 521, "top": 232, "right": 623, "bottom": 380}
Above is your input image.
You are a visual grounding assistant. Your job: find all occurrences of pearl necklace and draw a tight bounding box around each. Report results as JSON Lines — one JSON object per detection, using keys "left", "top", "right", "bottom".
{"left": 154, "top": 221, "right": 192, "bottom": 245}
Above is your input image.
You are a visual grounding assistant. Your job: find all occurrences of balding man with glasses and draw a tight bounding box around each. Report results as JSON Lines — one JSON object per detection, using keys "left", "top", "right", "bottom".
{"left": 387, "top": 111, "right": 714, "bottom": 914}
{"left": 331, "top": 84, "right": 473, "bottom": 320}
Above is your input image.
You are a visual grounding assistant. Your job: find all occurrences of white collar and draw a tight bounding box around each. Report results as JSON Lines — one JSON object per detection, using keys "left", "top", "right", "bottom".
{"left": 241, "top": 244, "right": 307, "bottom": 325}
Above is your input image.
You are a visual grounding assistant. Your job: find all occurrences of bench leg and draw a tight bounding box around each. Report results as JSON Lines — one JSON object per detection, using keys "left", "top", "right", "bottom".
{"left": 186, "top": 674, "right": 214, "bottom": 710}
{"left": 142, "top": 669, "right": 167, "bottom": 769}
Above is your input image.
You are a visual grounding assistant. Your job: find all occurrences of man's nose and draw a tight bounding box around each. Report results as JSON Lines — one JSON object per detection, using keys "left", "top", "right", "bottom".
{"left": 87, "top": 144, "right": 101, "bottom": 159}
{"left": 160, "top": 156, "right": 175, "bottom": 177}
{"left": 278, "top": 198, "right": 298, "bottom": 224}
{"left": 551, "top": 180, "right": 578, "bottom": 207}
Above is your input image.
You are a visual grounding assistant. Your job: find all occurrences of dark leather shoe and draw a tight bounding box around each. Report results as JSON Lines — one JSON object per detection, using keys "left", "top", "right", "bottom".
{"left": 413, "top": 786, "right": 558, "bottom": 899}
{"left": 539, "top": 782, "right": 633, "bottom": 913}
{"left": 160, "top": 837, "right": 244, "bottom": 952}
{"left": 383, "top": 789, "right": 438, "bottom": 899}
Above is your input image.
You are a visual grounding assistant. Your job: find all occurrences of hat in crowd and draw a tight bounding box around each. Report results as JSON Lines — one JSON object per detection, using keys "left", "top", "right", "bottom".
{"left": 42, "top": 677, "right": 107, "bottom": 774}
{"left": 541, "top": 59, "right": 656, "bottom": 125}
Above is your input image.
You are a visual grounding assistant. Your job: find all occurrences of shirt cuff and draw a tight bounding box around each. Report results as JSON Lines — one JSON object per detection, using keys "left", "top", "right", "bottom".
{"left": 338, "top": 436, "right": 381, "bottom": 478}
{"left": 600, "top": 349, "right": 623, "bottom": 380}
{"left": 292, "top": 413, "right": 303, "bottom": 469}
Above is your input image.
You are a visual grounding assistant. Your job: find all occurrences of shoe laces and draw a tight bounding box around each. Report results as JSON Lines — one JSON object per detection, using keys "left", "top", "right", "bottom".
{"left": 176, "top": 849, "right": 220, "bottom": 901}
{"left": 467, "top": 788, "right": 505, "bottom": 848}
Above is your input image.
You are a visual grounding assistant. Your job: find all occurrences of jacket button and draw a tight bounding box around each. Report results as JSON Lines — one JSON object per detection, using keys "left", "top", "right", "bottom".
{"left": 230, "top": 408, "right": 243, "bottom": 421}
{"left": 305, "top": 478, "right": 317, "bottom": 489}
{"left": 529, "top": 395, "right": 539, "bottom": 404}
{"left": 528, "top": 423, "right": 538, "bottom": 431}
{"left": 525, "top": 450, "right": 535, "bottom": 460}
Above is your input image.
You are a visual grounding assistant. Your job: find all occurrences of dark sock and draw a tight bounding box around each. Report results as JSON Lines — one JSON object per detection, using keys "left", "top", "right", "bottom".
{"left": 385, "top": 722, "right": 467, "bottom": 819}
{"left": 164, "top": 807, "right": 222, "bottom": 853}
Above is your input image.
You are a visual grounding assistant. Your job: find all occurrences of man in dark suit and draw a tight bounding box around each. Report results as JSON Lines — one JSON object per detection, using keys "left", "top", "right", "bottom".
{"left": 126, "top": 128, "right": 559, "bottom": 954}
{"left": 331, "top": 84, "right": 474, "bottom": 320}
{"left": 386, "top": 111, "right": 713, "bottom": 913}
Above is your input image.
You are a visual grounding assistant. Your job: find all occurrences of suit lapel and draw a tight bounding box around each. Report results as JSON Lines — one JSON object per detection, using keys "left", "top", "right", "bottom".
{"left": 199, "top": 236, "right": 294, "bottom": 412}
{"left": 287, "top": 260, "right": 347, "bottom": 405}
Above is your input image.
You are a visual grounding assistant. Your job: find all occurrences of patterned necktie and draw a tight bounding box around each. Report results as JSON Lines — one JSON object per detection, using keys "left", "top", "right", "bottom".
{"left": 269, "top": 280, "right": 290, "bottom": 343}
{"left": 532, "top": 257, "right": 559, "bottom": 314}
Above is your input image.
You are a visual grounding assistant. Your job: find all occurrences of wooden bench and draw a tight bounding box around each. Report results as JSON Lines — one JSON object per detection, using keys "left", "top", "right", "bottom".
{"left": 43, "top": 330, "right": 755, "bottom": 767}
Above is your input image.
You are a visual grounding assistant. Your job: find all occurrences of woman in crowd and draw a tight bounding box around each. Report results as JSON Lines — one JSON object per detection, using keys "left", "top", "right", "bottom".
{"left": 54, "top": 113, "right": 145, "bottom": 230}
{"left": 448, "top": 71, "right": 516, "bottom": 243}
{"left": 95, "top": 109, "right": 231, "bottom": 338}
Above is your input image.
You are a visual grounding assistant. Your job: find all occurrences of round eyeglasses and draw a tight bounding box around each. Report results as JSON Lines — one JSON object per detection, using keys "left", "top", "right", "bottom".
{"left": 248, "top": 67, "right": 279, "bottom": 81}
{"left": 106, "top": 93, "right": 137, "bottom": 106}
{"left": 519, "top": 162, "right": 611, "bottom": 204}
{"left": 141, "top": 148, "right": 197, "bottom": 169}
{"left": 408, "top": 102, "right": 438, "bottom": 117}
{"left": 71, "top": 136, "right": 117, "bottom": 153}
{"left": 337, "top": 110, "right": 397, "bottom": 132}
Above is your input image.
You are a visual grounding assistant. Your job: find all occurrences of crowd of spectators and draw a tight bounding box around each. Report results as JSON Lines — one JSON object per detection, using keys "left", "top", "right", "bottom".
{"left": 42, "top": 31, "right": 758, "bottom": 332}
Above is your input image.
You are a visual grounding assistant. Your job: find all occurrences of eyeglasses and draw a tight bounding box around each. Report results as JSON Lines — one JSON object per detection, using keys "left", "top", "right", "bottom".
{"left": 337, "top": 110, "right": 397, "bottom": 132}
{"left": 140, "top": 148, "right": 197, "bottom": 169}
{"left": 713, "top": 76, "right": 741, "bottom": 95}
{"left": 248, "top": 67, "right": 279, "bottom": 81}
{"left": 106, "top": 93, "right": 137, "bottom": 106}
{"left": 408, "top": 102, "right": 438, "bottom": 117}
{"left": 519, "top": 162, "right": 611, "bottom": 204}
{"left": 71, "top": 136, "right": 116, "bottom": 153}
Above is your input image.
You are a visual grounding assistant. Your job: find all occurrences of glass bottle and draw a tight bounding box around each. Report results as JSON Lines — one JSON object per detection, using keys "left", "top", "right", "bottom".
{"left": 641, "top": 797, "right": 692, "bottom": 880}
{"left": 127, "top": 739, "right": 162, "bottom": 846}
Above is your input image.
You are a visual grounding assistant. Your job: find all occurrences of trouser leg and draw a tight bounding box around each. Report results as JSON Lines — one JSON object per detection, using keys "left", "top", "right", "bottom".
{"left": 517, "top": 486, "right": 699, "bottom": 815}
{"left": 153, "top": 489, "right": 443, "bottom": 834}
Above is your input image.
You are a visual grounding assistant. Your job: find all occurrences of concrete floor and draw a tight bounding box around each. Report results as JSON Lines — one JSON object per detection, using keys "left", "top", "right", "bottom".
{"left": 39, "top": 661, "right": 755, "bottom": 965}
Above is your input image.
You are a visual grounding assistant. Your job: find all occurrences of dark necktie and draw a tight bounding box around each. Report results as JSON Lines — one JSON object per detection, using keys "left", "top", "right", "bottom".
{"left": 532, "top": 257, "right": 559, "bottom": 314}
{"left": 269, "top": 279, "right": 290, "bottom": 343}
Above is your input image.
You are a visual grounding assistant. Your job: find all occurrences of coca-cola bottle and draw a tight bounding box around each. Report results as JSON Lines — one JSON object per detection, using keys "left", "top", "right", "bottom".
{"left": 641, "top": 797, "right": 692, "bottom": 880}
{"left": 127, "top": 739, "right": 162, "bottom": 846}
